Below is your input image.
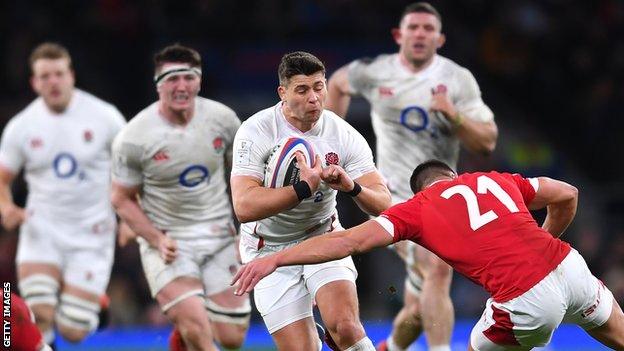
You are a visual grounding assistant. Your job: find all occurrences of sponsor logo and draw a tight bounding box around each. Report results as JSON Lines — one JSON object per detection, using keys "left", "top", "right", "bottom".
{"left": 378, "top": 86, "right": 394, "bottom": 97}
{"left": 30, "top": 138, "right": 43, "bottom": 149}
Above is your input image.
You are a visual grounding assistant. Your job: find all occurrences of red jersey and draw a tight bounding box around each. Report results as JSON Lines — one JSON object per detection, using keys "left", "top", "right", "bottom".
{"left": 381, "top": 171, "right": 571, "bottom": 302}
{"left": 5, "top": 292, "right": 44, "bottom": 351}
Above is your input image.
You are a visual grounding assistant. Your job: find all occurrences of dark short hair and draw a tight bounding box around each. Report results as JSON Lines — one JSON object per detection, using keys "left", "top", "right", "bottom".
{"left": 410, "top": 160, "right": 455, "bottom": 193}
{"left": 400, "top": 2, "right": 442, "bottom": 28}
{"left": 278, "top": 51, "right": 325, "bottom": 86}
{"left": 153, "top": 44, "right": 201, "bottom": 74}
{"left": 29, "top": 42, "right": 72, "bottom": 72}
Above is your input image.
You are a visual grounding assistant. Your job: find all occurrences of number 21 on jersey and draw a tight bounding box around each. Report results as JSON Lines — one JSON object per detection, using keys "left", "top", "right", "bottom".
{"left": 440, "top": 175, "right": 519, "bottom": 230}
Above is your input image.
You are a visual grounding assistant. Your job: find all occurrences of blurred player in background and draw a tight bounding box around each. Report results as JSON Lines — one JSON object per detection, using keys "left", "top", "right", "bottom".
{"left": 0, "top": 42, "right": 126, "bottom": 346}
{"left": 326, "top": 3, "right": 498, "bottom": 351}
{"left": 230, "top": 51, "right": 391, "bottom": 351}
{"left": 111, "top": 44, "right": 250, "bottom": 351}
{"left": 233, "top": 160, "right": 624, "bottom": 351}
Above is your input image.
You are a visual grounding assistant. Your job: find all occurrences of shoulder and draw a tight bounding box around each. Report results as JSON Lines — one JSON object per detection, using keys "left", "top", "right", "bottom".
{"left": 119, "top": 103, "right": 158, "bottom": 138}
{"left": 436, "top": 56, "right": 477, "bottom": 82}
{"left": 239, "top": 104, "right": 276, "bottom": 133}
{"left": 350, "top": 53, "right": 397, "bottom": 76}
{"left": 196, "top": 96, "right": 237, "bottom": 118}
{"left": 75, "top": 89, "right": 121, "bottom": 115}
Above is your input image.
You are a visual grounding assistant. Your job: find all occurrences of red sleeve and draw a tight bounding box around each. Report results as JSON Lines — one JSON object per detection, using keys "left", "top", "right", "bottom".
{"left": 505, "top": 173, "right": 538, "bottom": 204}
{"left": 380, "top": 198, "right": 423, "bottom": 242}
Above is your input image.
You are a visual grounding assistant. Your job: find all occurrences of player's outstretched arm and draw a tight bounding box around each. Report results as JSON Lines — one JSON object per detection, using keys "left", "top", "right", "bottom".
{"left": 326, "top": 66, "right": 352, "bottom": 119}
{"left": 231, "top": 153, "right": 323, "bottom": 223}
{"left": 0, "top": 166, "right": 25, "bottom": 231}
{"left": 110, "top": 182, "right": 177, "bottom": 263}
{"left": 232, "top": 220, "right": 394, "bottom": 295}
{"left": 528, "top": 177, "right": 578, "bottom": 238}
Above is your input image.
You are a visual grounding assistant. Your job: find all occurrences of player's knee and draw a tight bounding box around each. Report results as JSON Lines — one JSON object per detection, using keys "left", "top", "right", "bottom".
{"left": 19, "top": 274, "right": 59, "bottom": 329}
{"left": 215, "top": 324, "right": 247, "bottom": 349}
{"left": 330, "top": 318, "right": 364, "bottom": 343}
{"left": 175, "top": 314, "right": 211, "bottom": 343}
{"left": 57, "top": 324, "right": 89, "bottom": 343}
{"left": 425, "top": 258, "right": 452, "bottom": 284}
{"left": 55, "top": 294, "right": 100, "bottom": 340}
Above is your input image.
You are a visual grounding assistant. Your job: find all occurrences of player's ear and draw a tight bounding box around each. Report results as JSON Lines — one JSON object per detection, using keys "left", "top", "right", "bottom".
{"left": 277, "top": 85, "right": 286, "bottom": 101}
{"left": 436, "top": 33, "right": 446, "bottom": 49}
{"left": 391, "top": 27, "right": 401, "bottom": 45}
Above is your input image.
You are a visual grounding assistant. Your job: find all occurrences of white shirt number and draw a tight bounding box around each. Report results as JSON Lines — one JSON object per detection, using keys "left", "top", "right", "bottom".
{"left": 440, "top": 175, "right": 519, "bottom": 230}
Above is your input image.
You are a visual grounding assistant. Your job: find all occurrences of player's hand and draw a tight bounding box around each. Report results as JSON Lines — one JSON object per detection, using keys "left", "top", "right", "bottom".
{"left": 0, "top": 204, "right": 26, "bottom": 231}
{"left": 321, "top": 165, "right": 355, "bottom": 192}
{"left": 429, "top": 84, "right": 457, "bottom": 120}
{"left": 231, "top": 255, "right": 278, "bottom": 295}
{"left": 117, "top": 221, "right": 137, "bottom": 247}
{"left": 297, "top": 153, "right": 323, "bottom": 191}
{"left": 158, "top": 235, "right": 178, "bottom": 264}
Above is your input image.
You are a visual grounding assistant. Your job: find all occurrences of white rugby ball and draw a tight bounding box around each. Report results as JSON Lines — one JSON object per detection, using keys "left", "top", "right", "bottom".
{"left": 264, "top": 137, "right": 315, "bottom": 188}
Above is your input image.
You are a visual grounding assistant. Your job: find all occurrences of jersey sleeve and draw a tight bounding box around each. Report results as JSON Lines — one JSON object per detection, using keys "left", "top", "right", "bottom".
{"left": 454, "top": 68, "right": 494, "bottom": 123}
{"left": 377, "top": 199, "right": 423, "bottom": 242}
{"left": 0, "top": 118, "right": 25, "bottom": 173}
{"left": 342, "top": 126, "right": 377, "bottom": 180}
{"left": 111, "top": 131, "right": 144, "bottom": 186}
{"left": 347, "top": 59, "right": 373, "bottom": 96}
{"left": 106, "top": 107, "right": 127, "bottom": 147}
{"left": 230, "top": 120, "right": 272, "bottom": 181}
{"left": 505, "top": 173, "right": 539, "bottom": 205}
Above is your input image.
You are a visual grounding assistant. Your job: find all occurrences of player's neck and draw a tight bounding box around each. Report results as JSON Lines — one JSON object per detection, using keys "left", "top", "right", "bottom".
{"left": 281, "top": 104, "right": 317, "bottom": 133}
{"left": 398, "top": 53, "right": 435, "bottom": 74}
{"left": 159, "top": 103, "right": 194, "bottom": 126}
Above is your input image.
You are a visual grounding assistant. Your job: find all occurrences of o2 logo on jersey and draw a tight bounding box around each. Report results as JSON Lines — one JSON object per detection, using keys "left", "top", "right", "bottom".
{"left": 400, "top": 106, "right": 429, "bottom": 132}
{"left": 179, "top": 165, "right": 210, "bottom": 187}
{"left": 400, "top": 105, "right": 440, "bottom": 139}
{"left": 53, "top": 153, "right": 85, "bottom": 179}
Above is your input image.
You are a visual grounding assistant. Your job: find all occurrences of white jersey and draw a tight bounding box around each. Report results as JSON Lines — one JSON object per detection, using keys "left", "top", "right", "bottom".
{"left": 348, "top": 53, "right": 494, "bottom": 201}
{"left": 231, "top": 102, "right": 376, "bottom": 244}
{"left": 111, "top": 97, "right": 240, "bottom": 238}
{"left": 0, "top": 89, "right": 125, "bottom": 223}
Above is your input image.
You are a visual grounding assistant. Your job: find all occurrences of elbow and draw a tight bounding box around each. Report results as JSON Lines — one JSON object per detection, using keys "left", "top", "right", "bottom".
{"left": 110, "top": 192, "right": 125, "bottom": 212}
{"left": 567, "top": 184, "right": 579, "bottom": 204}
{"left": 480, "top": 139, "right": 497, "bottom": 156}
{"left": 233, "top": 200, "right": 256, "bottom": 223}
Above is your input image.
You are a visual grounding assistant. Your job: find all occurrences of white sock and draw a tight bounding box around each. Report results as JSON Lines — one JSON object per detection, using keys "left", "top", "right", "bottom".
{"left": 345, "top": 336, "right": 375, "bottom": 351}
{"left": 429, "top": 346, "right": 451, "bottom": 351}
{"left": 386, "top": 336, "right": 408, "bottom": 351}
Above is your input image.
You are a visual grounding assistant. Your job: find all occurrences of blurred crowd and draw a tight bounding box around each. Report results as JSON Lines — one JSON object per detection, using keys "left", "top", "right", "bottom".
{"left": 0, "top": 0, "right": 622, "bottom": 325}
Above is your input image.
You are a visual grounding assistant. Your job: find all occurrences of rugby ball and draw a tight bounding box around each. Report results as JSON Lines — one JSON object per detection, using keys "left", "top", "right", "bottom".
{"left": 264, "top": 137, "right": 315, "bottom": 188}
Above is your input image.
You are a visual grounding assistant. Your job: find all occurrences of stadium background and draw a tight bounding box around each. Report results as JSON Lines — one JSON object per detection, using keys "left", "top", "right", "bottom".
{"left": 0, "top": 0, "right": 622, "bottom": 349}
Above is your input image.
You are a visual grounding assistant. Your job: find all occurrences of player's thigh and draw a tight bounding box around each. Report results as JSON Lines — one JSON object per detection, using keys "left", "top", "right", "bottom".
{"left": 203, "top": 242, "right": 251, "bottom": 327}
{"left": 138, "top": 237, "right": 201, "bottom": 300}
{"left": 254, "top": 264, "right": 313, "bottom": 334}
{"left": 414, "top": 244, "right": 451, "bottom": 280}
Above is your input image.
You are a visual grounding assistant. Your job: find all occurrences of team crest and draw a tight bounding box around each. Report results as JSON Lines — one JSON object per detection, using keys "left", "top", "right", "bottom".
{"left": 325, "top": 152, "right": 339, "bottom": 166}
{"left": 30, "top": 137, "right": 43, "bottom": 149}
{"left": 213, "top": 136, "right": 225, "bottom": 154}
{"left": 83, "top": 130, "right": 93, "bottom": 143}
{"left": 378, "top": 86, "right": 394, "bottom": 97}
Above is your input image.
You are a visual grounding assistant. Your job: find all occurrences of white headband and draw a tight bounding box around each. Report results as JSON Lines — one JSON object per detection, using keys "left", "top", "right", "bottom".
{"left": 154, "top": 64, "right": 202, "bottom": 86}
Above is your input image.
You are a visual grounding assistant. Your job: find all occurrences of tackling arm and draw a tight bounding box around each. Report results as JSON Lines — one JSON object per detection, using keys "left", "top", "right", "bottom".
{"left": 232, "top": 220, "right": 394, "bottom": 294}
{"left": 528, "top": 177, "right": 578, "bottom": 238}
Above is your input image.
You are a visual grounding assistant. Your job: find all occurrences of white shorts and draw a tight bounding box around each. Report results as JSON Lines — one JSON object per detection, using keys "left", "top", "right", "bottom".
{"left": 471, "top": 249, "right": 614, "bottom": 350}
{"left": 16, "top": 210, "right": 115, "bottom": 295}
{"left": 240, "top": 233, "right": 358, "bottom": 334}
{"left": 139, "top": 235, "right": 240, "bottom": 298}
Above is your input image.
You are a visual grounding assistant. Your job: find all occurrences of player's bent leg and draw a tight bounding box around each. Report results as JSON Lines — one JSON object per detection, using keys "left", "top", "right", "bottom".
{"left": 417, "top": 245, "right": 454, "bottom": 350}
{"left": 385, "top": 285, "right": 423, "bottom": 351}
{"left": 315, "top": 280, "right": 369, "bottom": 350}
{"left": 586, "top": 297, "right": 624, "bottom": 349}
{"left": 18, "top": 263, "right": 62, "bottom": 344}
{"left": 271, "top": 316, "right": 322, "bottom": 351}
{"left": 55, "top": 284, "right": 101, "bottom": 343}
{"left": 157, "top": 277, "right": 216, "bottom": 351}
{"left": 205, "top": 286, "right": 251, "bottom": 349}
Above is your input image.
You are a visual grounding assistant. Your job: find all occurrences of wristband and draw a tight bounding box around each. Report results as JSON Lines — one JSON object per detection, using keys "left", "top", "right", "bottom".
{"left": 451, "top": 112, "right": 464, "bottom": 127}
{"left": 293, "top": 181, "right": 312, "bottom": 201}
{"left": 342, "top": 182, "right": 362, "bottom": 197}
